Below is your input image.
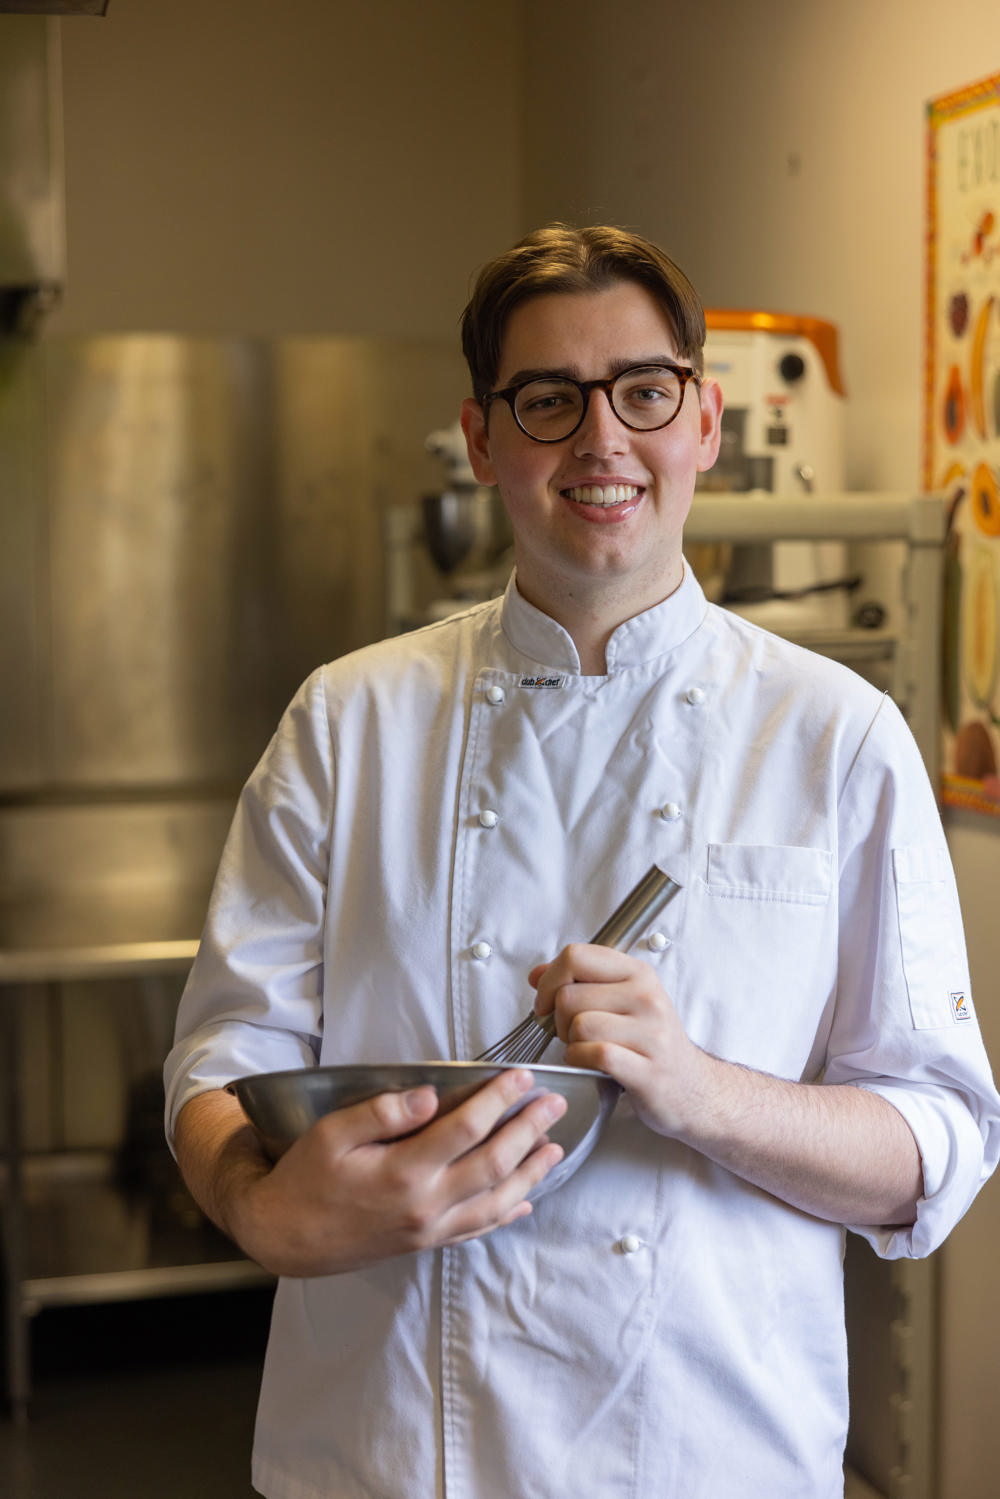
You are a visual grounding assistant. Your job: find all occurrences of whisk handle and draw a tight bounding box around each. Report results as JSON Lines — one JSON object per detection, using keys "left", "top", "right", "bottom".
{"left": 590, "top": 865, "right": 682, "bottom": 951}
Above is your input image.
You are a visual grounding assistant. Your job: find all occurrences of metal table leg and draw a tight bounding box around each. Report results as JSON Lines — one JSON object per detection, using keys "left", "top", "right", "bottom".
{"left": 1, "top": 981, "right": 30, "bottom": 1422}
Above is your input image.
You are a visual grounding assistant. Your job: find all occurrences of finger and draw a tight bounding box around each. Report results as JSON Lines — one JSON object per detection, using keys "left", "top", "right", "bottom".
{"left": 423, "top": 1088, "right": 569, "bottom": 1221}
{"left": 530, "top": 944, "right": 637, "bottom": 1006}
{"left": 564, "top": 1033, "right": 640, "bottom": 1077}
{"left": 536, "top": 979, "right": 637, "bottom": 1045}
{"left": 553, "top": 963, "right": 670, "bottom": 1030}
{"left": 467, "top": 1090, "right": 568, "bottom": 1177}
{"left": 558, "top": 943, "right": 647, "bottom": 983}
{"left": 564, "top": 980, "right": 637, "bottom": 1019}
{"left": 315, "top": 1085, "right": 441, "bottom": 1152}
{"left": 400, "top": 1068, "right": 541, "bottom": 1168}
{"left": 532, "top": 944, "right": 646, "bottom": 1014}
{"left": 567, "top": 991, "right": 678, "bottom": 1061}
{"left": 440, "top": 1138, "right": 566, "bottom": 1243}
{"left": 429, "top": 1075, "right": 568, "bottom": 1173}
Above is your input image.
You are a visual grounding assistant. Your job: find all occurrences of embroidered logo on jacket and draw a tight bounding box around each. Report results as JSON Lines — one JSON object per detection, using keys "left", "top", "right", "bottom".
{"left": 519, "top": 676, "right": 564, "bottom": 689}
{"left": 950, "top": 991, "right": 972, "bottom": 1023}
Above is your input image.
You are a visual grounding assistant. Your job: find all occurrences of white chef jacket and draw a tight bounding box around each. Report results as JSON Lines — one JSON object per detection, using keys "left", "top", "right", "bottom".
{"left": 165, "top": 564, "right": 1000, "bottom": 1499}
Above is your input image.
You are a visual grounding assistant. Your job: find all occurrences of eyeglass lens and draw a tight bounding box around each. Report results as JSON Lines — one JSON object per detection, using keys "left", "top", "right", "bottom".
{"left": 514, "top": 365, "right": 685, "bottom": 440}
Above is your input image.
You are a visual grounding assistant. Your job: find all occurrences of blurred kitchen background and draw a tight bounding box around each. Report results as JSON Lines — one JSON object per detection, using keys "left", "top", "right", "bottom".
{"left": 1, "top": 2, "right": 999, "bottom": 1497}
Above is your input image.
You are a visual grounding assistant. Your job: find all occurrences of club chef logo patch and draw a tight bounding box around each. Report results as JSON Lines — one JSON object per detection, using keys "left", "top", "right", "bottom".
{"left": 519, "top": 675, "right": 564, "bottom": 689}
{"left": 950, "top": 990, "right": 972, "bottom": 1023}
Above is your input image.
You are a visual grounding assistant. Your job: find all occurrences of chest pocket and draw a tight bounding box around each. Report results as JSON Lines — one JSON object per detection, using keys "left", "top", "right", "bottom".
{"left": 705, "top": 843, "right": 832, "bottom": 905}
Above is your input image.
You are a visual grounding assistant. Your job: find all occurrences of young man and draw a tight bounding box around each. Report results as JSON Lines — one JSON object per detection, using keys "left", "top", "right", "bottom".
{"left": 166, "top": 225, "right": 999, "bottom": 1498}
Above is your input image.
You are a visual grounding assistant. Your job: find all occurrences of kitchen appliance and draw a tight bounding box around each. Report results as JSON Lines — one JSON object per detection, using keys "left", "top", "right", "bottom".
{"left": 698, "top": 310, "right": 855, "bottom": 629}
{"left": 384, "top": 421, "right": 513, "bottom": 633}
{"left": 421, "top": 421, "right": 513, "bottom": 601}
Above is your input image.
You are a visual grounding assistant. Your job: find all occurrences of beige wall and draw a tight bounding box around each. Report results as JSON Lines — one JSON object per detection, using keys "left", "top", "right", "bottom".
{"left": 50, "top": 0, "right": 522, "bottom": 340}
{"left": 522, "top": 0, "right": 998, "bottom": 492}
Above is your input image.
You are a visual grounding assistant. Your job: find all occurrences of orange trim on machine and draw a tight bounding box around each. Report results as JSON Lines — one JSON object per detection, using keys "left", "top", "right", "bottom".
{"left": 704, "top": 309, "right": 846, "bottom": 398}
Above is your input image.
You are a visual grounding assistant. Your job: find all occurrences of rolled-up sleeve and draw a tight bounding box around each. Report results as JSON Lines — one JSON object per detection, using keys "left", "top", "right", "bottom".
{"left": 856, "top": 1075, "right": 1000, "bottom": 1257}
{"left": 825, "top": 695, "right": 1000, "bottom": 1257}
{"left": 163, "top": 669, "right": 334, "bottom": 1144}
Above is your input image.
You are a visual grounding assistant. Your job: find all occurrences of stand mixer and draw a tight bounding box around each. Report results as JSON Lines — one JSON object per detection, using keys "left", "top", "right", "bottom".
{"left": 384, "top": 421, "right": 513, "bottom": 633}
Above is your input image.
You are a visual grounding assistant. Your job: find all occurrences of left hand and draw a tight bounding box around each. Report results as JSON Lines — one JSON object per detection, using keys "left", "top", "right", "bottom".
{"left": 531, "top": 944, "right": 924, "bottom": 1228}
{"left": 529, "top": 943, "right": 709, "bottom": 1140}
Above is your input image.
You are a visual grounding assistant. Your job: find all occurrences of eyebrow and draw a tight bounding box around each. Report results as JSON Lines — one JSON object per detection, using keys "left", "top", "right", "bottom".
{"left": 500, "top": 355, "right": 680, "bottom": 387}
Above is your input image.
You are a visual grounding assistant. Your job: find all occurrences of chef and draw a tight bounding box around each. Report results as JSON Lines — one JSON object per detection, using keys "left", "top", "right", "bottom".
{"left": 165, "top": 223, "right": 1000, "bottom": 1499}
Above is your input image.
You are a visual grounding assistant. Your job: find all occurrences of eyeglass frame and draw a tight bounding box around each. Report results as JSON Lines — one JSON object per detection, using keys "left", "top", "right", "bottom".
{"left": 480, "top": 360, "right": 703, "bottom": 444}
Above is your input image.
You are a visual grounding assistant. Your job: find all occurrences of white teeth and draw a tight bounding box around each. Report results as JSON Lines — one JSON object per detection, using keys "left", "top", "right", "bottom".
{"left": 565, "top": 484, "right": 640, "bottom": 507}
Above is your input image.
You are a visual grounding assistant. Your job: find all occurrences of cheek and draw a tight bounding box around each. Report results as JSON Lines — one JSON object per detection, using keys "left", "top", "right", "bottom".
{"left": 655, "top": 423, "right": 705, "bottom": 480}
{"left": 494, "top": 480, "right": 537, "bottom": 541}
{"left": 490, "top": 444, "right": 554, "bottom": 511}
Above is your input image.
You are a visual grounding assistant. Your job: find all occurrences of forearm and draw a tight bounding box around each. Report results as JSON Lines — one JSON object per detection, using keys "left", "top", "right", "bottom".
{"left": 537, "top": 945, "right": 925, "bottom": 1229}
{"left": 173, "top": 1088, "right": 273, "bottom": 1250}
{"left": 678, "top": 1054, "right": 923, "bottom": 1227}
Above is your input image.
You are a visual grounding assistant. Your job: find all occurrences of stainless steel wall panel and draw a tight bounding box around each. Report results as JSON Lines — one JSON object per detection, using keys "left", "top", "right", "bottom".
{"left": 271, "top": 338, "right": 471, "bottom": 674}
{"left": 43, "top": 338, "right": 284, "bottom": 788}
{"left": 269, "top": 339, "right": 378, "bottom": 687}
{"left": 0, "top": 341, "right": 46, "bottom": 789}
{"left": 17, "top": 334, "right": 470, "bottom": 794}
{"left": 0, "top": 333, "right": 469, "bottom": 935}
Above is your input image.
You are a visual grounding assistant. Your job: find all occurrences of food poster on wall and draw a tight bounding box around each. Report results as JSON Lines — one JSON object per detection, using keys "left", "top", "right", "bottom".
{"left": 926, "top": 70, "right": 1000, "bottom": 816}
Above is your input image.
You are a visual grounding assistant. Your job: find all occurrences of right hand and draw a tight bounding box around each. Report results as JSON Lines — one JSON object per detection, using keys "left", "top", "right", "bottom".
{"left": 178, "top": 1070, "right": 567, "bottom": 1278}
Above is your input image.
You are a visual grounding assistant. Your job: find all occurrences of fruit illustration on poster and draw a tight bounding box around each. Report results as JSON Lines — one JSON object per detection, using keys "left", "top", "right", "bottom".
{"left": 928, "top": 72, "right": 1000, "bottom": 815}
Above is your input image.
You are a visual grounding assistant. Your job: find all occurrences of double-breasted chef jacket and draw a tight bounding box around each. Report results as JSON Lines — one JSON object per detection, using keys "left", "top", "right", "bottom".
{"left": 165, "top": 563, "right": 1000, "bottom": 1499}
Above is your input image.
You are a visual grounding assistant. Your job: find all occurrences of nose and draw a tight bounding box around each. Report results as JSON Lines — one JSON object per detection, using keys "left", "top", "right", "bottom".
{"left": 572, "top": 386, "right": 628, "bottom": 458}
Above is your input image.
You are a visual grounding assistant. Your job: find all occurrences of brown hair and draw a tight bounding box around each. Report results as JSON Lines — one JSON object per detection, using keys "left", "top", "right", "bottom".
{"left": 460, "top": 223, "right": 706, "bottom": 400}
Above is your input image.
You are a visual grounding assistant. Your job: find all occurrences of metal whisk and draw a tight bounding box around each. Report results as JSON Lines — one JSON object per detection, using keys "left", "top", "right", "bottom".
{"left": 476, "top": 864, "right": 683, "bottom": 1065}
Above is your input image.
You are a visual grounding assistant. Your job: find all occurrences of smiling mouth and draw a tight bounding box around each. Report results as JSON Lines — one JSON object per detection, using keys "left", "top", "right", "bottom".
{"left": 563, "top": 484, "right": 642, "bottom": 507}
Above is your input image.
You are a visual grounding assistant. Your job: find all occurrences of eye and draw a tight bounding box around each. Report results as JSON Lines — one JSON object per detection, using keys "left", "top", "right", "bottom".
{"left": 615, "top": 366, "right": 682, "bottom": 414}
{"left": 618, "top": 368, "right": 679, "bottom": 399}
{"left": 522, "top": 391, "right": 570, "bottom": 413}
{"left": 518, "top": 379, "right": 577, "bottom": 412}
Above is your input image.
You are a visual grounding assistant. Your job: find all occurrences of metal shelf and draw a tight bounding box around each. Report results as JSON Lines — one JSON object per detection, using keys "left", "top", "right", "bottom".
{"left": 689, "top": 490, "right": 944, "bottom": 1499}
{"left": 0, "top": 923, "right": 270, "bottom": 1422}
{"left": 687, "top": 490, "right": 946, "bottom": 543}
{"left": 10, "top": 1150, "right": 270, "bottom": 1314}
{"left": 686, "top": 490, "right": 946, "bottom": 790}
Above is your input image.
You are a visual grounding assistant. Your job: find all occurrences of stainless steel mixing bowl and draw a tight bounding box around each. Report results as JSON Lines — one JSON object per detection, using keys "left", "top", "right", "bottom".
{"left": 228, "top": 1061, "right": 620, "bottom": 1200}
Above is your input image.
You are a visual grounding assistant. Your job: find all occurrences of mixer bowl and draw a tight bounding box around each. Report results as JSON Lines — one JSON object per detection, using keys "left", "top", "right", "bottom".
{"left": 228, "top": 1061, "right": 621, "bottom": 1201}
{"left": 421, "top": 487, "right": 513, "bottom": 574}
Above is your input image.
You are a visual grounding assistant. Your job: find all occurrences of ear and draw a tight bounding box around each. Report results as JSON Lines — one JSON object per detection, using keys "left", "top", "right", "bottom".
{"left": 460, "top": 397, "right": 498, "bottom": 487}
{"left": 695, "top": 377, "right": 724, "bottom": 473}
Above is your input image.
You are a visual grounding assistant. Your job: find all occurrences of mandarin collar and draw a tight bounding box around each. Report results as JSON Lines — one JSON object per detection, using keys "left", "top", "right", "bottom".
{"left": 499, "top": 560, "right": 709, "bottom": 674}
